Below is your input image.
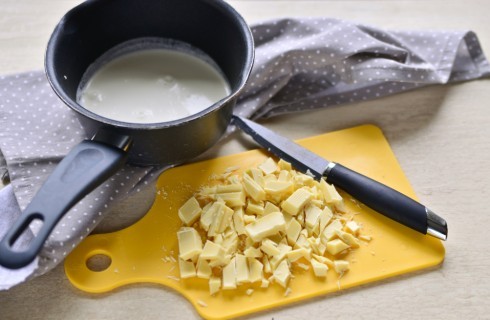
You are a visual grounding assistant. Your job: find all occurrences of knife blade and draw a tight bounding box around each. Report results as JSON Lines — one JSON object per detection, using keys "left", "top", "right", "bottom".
{"left": 232, "top": 116, "right": 448, "bottom": 241}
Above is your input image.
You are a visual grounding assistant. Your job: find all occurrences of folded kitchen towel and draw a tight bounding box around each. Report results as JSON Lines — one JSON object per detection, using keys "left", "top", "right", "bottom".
{"left": 0, "top": 17, "right": 489, "bottom": 289}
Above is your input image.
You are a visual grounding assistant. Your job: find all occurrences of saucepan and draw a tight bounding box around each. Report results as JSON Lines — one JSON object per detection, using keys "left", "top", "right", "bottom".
{"left": 0, "top": 0, "right": 254, "bottom": 269}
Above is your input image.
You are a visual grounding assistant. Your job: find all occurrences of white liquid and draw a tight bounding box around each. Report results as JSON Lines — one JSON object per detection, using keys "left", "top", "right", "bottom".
{"left": 78, "top": 48, "right": 230, "bottom": 123}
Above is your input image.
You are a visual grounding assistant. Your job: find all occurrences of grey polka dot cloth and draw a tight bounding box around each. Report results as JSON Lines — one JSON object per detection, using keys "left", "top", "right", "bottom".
{"left": 0, "top": 17, "right": 489, "bottom": 289}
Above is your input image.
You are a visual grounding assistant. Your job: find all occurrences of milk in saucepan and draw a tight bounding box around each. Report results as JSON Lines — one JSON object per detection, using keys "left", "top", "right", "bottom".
{"left": 77, "top": 39, "right": 230, "bottom": 124}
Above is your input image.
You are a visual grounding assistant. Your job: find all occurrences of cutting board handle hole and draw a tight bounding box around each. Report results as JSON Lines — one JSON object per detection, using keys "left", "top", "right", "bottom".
{"left": 86, "top": 253, "right": 112, "bottom": 272}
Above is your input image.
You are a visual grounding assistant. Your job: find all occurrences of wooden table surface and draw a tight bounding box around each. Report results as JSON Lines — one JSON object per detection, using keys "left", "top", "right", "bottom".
{"left": 1, "top": 1, "right": 489, "bottom": 319}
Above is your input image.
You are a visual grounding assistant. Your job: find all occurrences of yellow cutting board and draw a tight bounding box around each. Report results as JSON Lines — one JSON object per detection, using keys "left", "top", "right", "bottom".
{"left": 65, "top": 124, "right": 445, "bottom": 319}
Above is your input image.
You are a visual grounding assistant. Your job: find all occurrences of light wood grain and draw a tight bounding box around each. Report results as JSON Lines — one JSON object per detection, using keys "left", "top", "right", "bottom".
{"left": 1, "top": 1, "right": 489, "bottom": 319}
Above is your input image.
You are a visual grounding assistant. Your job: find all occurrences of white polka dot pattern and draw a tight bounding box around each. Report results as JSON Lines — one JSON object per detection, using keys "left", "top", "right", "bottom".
{"left": 0, "top": 17, "right": 489, "bottom": 284}
{"left": 234, "top": 18, "right": 490, "bottom": 119}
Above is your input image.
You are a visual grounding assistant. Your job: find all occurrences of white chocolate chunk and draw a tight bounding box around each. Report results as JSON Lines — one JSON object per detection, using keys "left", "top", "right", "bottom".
{"left": 216, "top": 184, "right": 243, "bottom": 193}
{"left": 273, "top": 260, "right": 291, "bottom": 288}
{"left": 246, "top": 200, "right": 265, "bottom": 216}
{"left": 179, "top": 258, "right": 196, "bottom": 278}
{"left": 305, "top": 205, "right": 322, "bottom": 231}
{"left": 286, "top": 219, "right": 302, "bottom": 245}
{"left": 245, "top": 212, "right": 286, "bottom": 242}
{"left": 244, "top": 247, "right": 263, "bottom": 258}
{"left": 196, "top": 259, "right": 212, "bottom": 279}
{"left": 281, "top": 187, "right": 313, "bottom": 216}
{"left": 261, "top": 239, "right": 280, "bottom": 256}
{"left": 359, "top": 235, "right": 372, "bottom": 242}
{"left": 177, "top": 227, "right": 203, "bottom": 261}
{"left": 233, "top": 208, "right": 246, "bottom": 235}
{"left": 249, "top": 167, "right": 265, "bottom": 187}
{"left": 319, "top": 206, "right": 333, "bottom": 232}
{"left": 243, "top": 214, "right": 256, "bottom": 224}
{"left": 235, "top": 254, "right": 250, "bottom": 284}
{"left": 278, "top": 159, "right": 292, "bottom": 171}
{"left": 262, "top": 255, "right": 272, "bottom": 274}
{"left": 200, "top": 240, "right": 226, "bottom": 260}
{"left": 345, "top": 221, "right": 360, "bottom": 235}
{"left": 178, "top": 197, "right": 202, "bottom": 226}
{"left": 286, "top": 247, "right": 311, "bottom": 262}
{"left": 216, "top": 192, "right": 246, "bottom": 208}
{"left": 333, "top": 260, "right": 350, "bottom": 274}
{"left": 248, "top": 258, "right": 264, "bottom": 283}
{"left": 296, "top": 262, "right": 310, "bottom": 271}
{"left": 312, "top": 254, "right": 333, "bottom": 267}
{"left": 264, "top": 180, "right": 293, "bottom": 196}
{"left": 335, "top": 230, "right": 360, "bottom": 248}
{"left": 222, "top": 258, "right": 237, "bottom": 290}
{"left": 319, "top": 179, "right": 344, "bottom": 211}
{"left": 277, "top": 170, "right": 291, "bottom": 182}
{"left": 243, "top": 173, "right": 266, "bottom": 202}
{"left": 321, "top": 219, "right": 343, "bottom": 243}
{"left": 259, "top": 157, "right": 279, "bottom": 175}
{"left": 269, "top": 243, "right": 292, "bottom": 270}
{"left": 311, "top": 259, "right": 328, "bottom": 277}
{"left": 263, "top": 201, "right": 280, "bottom": 215}
{"left": 326, "top": 239, "right": 350, "bottom": 256}
{"left": 209, "top": 276, "right": 221, "bottom": 295}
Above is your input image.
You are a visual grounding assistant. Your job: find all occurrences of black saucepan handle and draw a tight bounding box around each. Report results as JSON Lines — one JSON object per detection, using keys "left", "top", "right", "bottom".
{"left": 326, "top": 163, "right": 429, "bottom": 234}
{"left": 0, "top": 137, "right": 130, "bottom": 269}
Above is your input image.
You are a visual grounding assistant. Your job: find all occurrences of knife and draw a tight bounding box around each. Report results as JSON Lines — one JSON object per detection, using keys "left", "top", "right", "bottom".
{"left": 232, "top": 116, "right": 448, "bottom": 241}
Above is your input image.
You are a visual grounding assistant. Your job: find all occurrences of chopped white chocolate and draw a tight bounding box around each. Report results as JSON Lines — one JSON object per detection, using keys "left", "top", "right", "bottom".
{"left": 319, "top": 179, "right": 344, "bottom": 211}
{"left": 245, "top": 212, "right": 286, "bottom": 242}
{"left": 264, "top": 180, "right": 293, "bottom": 197}
{"left": 249, "top": 168, "right": 265, "bottom": 187}
{"left": 216, "top": 192, "right": 246, "bottom": 208}
{"left": 178, "top": 197, "right": 202, "bottom": 226}
{"left": 326, "top": 239, "right": 350, "bottom": 256}
{"left": 321, "top": 219, "right": 343, "bottom": 243}
{"left": 216, "top": 184, "right": 243, "bottom": 193}
{"left": 174, "top": 158, "right": 371, "bottom": 296}
{"left": 263, "top": 201, "right": 280, "bottom": 215}
{"left": 335, "top": 230, "right": 360, "bottom": 248}
{"left": 200, "top": 240, "right": 226, "bottom": 261}
{"left": 262, "top": 255, "right": 272, "bottom": 274}
{"left": 305, "top": 205, "right": 322, "bottom": 231}
{"left": 233, "top": 208, "right": 246, "bottom": 235}
{"left": 209, "top": 276, "right": 221, "bottom": 295}
{"left": 177, "top": 227, "right": 203, "bottom": 261}
{"left": 333, "top": 260, "right": 350, "bottom": 274}
{"left": 287, "top": 247, "right": 311, "bottom": 262}
{"left": 286, "top": 219, "right": 302, "bottom": 245}
{"left": 243, "top": 214, "right": 256, "bottom": 224}
{"left": 259, "top": 157, "right": 279, "bottom": 175}
{"left": 296, "top": 262, "right": 310, "bottom": 271}
{"left": 310, "top": 259, "right": 328, "bottom": 277}
{"left": 244, "top": 246, "right": 263, "bottom": 258}
{"left": 196, "top": 259, "right": 212, "bottom": 279}
{"left": 278, "top": 159, "right": 292, "bottom": 171}
{"left": 319, "top": 206, "right": 333, "bottom": 232}
{"left": 243, "top": 173, "right": 266, "bottom": 202}
{"left": 235, "top": 254, "right": 250, "bottom": 284}
{"left": 222, "top": 258, "right": 237, "bottom": 290}
{"left": 281, "top": 187, "right": 313, "bottom": 216}
{"left": 312, "top": 254, "right": 333, "bottom": 267}
{"left": 246, "top": 200, "right": 265, "bottom": 216}
{"left": 179, "top": 258, "right": 196, "bottom": 278}
{"left": 273, "top": 260, "right": 291, "bottom": 288}
{"left": 248, "top": 258, "right": 264, "bottom": 283}
{"left": 261, "top": 239, "right": 280, "bottom": 256}
{"left": 359, "top": 235, "right": 372, "bottom": 242}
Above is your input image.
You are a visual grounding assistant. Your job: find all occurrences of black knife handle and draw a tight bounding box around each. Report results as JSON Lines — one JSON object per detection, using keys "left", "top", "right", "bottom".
{"left": 325, "top": 163, "right": 445, "bottom": 237}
